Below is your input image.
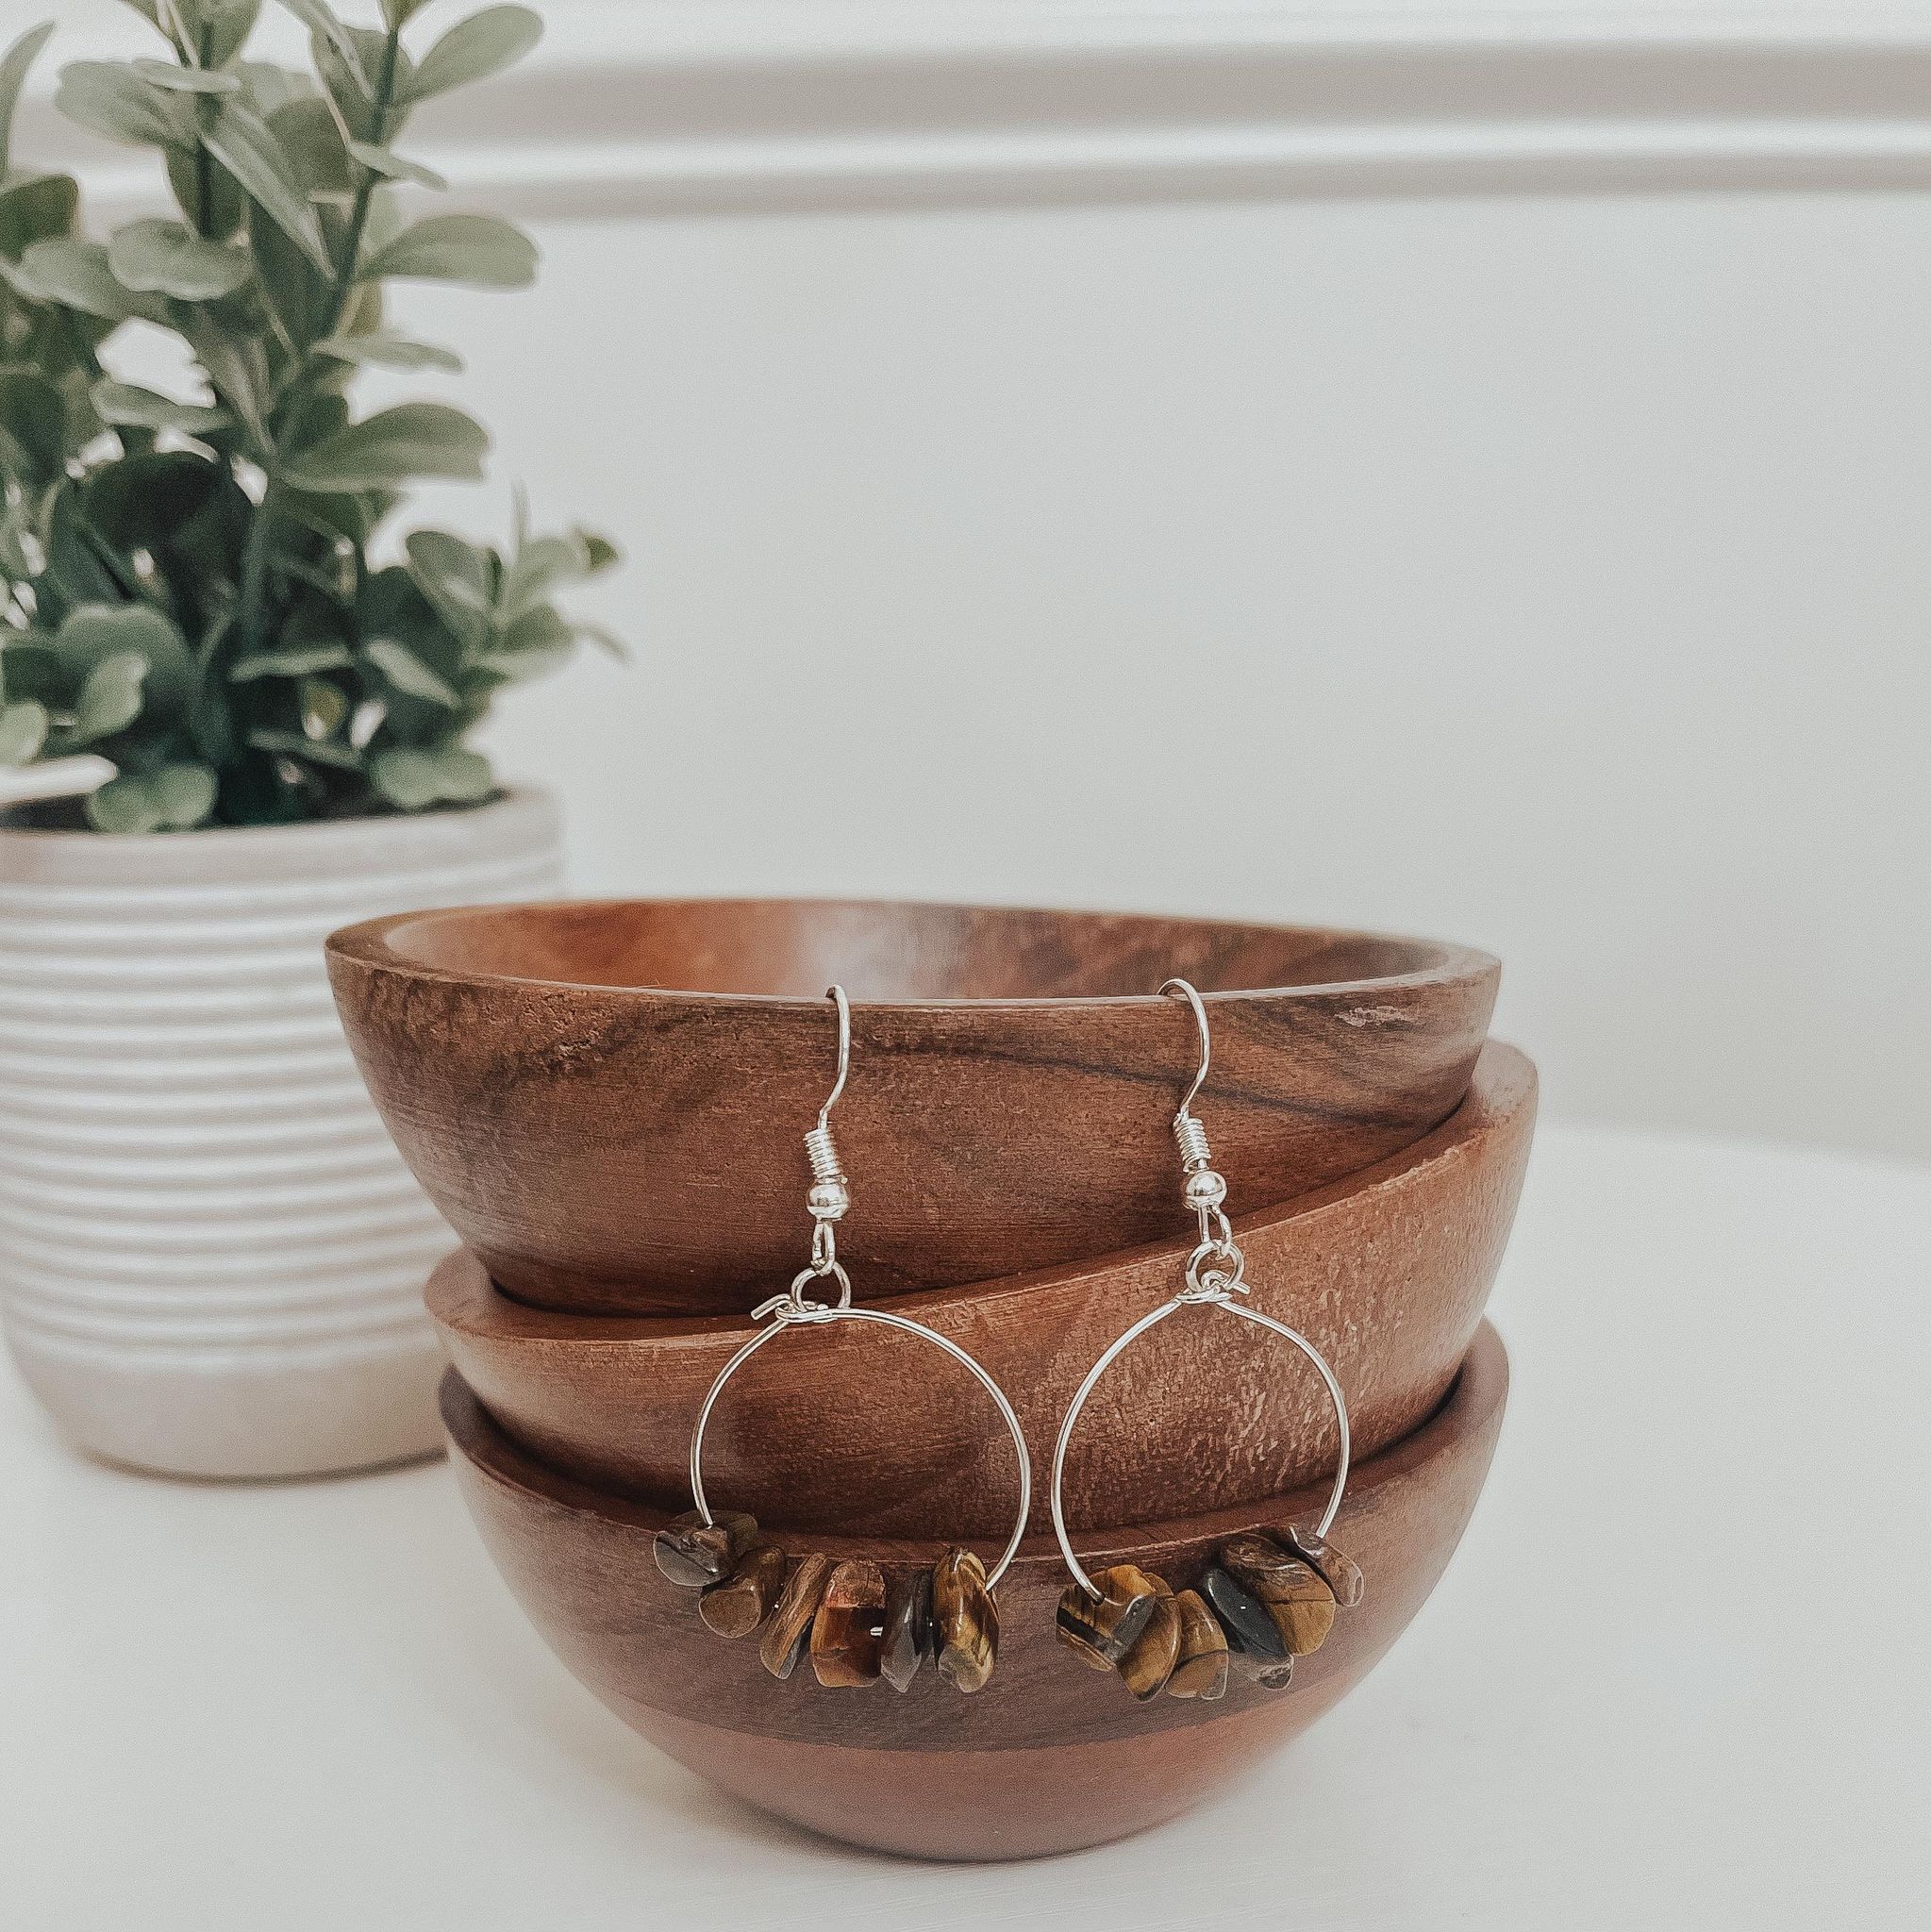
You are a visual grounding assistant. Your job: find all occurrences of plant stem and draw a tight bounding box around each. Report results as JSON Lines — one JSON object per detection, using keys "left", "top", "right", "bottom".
{"left": 192, "top": 24, "right": 214, "bottom": 235}
{"left": 317, "top": 34, "right": 401, "bottom": 345}
{"left": 241, "top": 27, "right": 402, "bottom": 655}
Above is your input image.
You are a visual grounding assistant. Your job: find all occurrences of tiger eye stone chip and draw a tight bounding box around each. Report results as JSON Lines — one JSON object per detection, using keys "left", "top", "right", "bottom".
{"left": 1057, "top": 1564, "right": 1161, "bottom": 1672}
{"left": 811, "top": 1559, "right": 888, "bottom": 1687}
{"left": 1116, "top": 1576, "right": 1181, "bottom": 1702}
{"left": 932, "top": 1547, "right": 998, "bottom": 1693}
{"left": 758, "top": 1551, "right": 832, "bottom": 1680}
{"left": 1283, "top": 1524, "right": 1366, "bottom": 1608}
{"left": 879, "top": 1568, "right": 934, "bottom": 1693}
{"left": 1219, "top": 1534, "right": 1336, "bottom": 1655}
{"left": 698, "top": 1540, "right": 787, "bottom": 1639}
{"left": 1165, "top": 1589, "right": 1229, "bottom": 1702}
{"left": 653, "top": 1509, "right": 757, "bottom": 1589}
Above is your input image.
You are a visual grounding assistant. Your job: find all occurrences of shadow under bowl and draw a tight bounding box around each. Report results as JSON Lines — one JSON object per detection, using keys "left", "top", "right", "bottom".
{"left": 431, "top": 1041, "right": 1533, "bottom": 1536}
{"left": 441, "top": 1321, "right": 1508, "bottom": 1861}
{"left": 329, "top": 897, "right": 1499, "bottom": 1314}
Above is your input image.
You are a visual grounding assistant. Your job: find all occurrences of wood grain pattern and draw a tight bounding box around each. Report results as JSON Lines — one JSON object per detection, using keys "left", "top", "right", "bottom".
{"left": 440, "top": 1324, "right": 1508, "bottom": 1859}
{"left": 327, "top": 899, "right": 1499, "bottom": 1314}
{"left": 427, "top": 1041, "right": 1534, "bottom": 1534}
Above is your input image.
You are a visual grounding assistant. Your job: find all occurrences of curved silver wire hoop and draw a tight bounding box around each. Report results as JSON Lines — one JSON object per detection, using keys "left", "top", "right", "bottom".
{"left": 689, "top": 1305, "right": 1034, "bottom": 1593}
{"left": 1049, "top": 1291, "right": 1352, "bottom": 1599}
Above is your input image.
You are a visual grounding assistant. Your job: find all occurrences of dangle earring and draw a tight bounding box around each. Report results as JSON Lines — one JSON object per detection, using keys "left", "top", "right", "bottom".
{"left": 1048, "top": 978, "right": 1365, "bottom": 1702}
{"left": 652, "top": 987, "right": 1033, "bottom": 1695}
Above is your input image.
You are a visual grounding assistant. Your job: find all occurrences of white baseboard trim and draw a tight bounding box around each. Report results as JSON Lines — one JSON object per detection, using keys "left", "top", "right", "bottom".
{"left": 25, "top": 1, "right": 1931, "bottom": 217}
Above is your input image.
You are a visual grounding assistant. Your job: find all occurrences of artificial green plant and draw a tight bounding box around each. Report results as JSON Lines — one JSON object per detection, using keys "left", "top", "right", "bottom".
{"left": 0, "top": 1, "right": 617, "bottom": 831}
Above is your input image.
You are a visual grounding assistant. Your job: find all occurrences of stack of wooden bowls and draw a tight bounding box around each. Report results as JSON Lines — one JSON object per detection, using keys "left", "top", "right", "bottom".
{"left": 325, "top": 900, "right": 1533, "bottom": 1859}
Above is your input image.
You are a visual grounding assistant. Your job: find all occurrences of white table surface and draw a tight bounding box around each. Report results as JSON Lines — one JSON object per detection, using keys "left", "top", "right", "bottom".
{"left": 5, "top": 1120, "right": 1927, "bottom": 1930}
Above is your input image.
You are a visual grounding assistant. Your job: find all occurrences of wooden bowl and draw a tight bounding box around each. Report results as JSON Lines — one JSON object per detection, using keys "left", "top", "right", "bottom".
{"left": 430, "top": 1041, "right": 1533, "bottom": 1535}
{"left": 442, "top": 1322, "right": 1508, "bottom": 1860}
{"left": 326, "top": 898, "right": 1499, "bottom": 1314}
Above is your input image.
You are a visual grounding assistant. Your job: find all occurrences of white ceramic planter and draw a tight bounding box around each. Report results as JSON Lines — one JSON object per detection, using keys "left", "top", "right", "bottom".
{"left": 0, "top": 788, "right": 562, "bottom": 1478}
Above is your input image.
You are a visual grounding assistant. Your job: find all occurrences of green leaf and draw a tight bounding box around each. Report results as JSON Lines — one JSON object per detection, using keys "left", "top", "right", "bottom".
{"left": 54, "top": 604, "right": 195, "bottom": 717}
{"left": 407, "top": 7, "right": 541, "bottom": 102}
{"left": 164, "top": 142, "right": 244, "bottom": 236}
{"left": 299, "top": 675, "right": 347, "bottom": 739}
{"left": 108, "top": 217, "right": 250, "bottom": 298}
{"left": 229, "top": 641, "right": 354, "bottom": 680}
{"left": 202, "top": 98, "right": 331, "bottom": 274}
{"left": 84, "top": 451, "right": 241, "bottom": 559}
{"left": 363, "top": 636, "right": 458, "bottom": 706}
{"left": 404, "top": 526, "right": 491, "bottom": 646}
{"left": 503, "top": 526, "right": 619, "bottom": 614}
{"left": 72, "top": 650, "right": 148, "bottom": 741}
{"left": 41, "top": 490, "right": 125, "bottom": 610}
{"left": 276, "top": 0, "right": 370, "bottom": 96}
{"left": 344, "top": 140, "right": 446, "bottom": 191}
{"left": 0, "top": 698, "right": 48, "bottom": 766}
{"left": 280, "top": 485, "right": 391, "bottom": 547}
{"left": 279, "top": 401, "right": 488, "bottom": 493}
{"left": 0, "top": 24, "right": 55, "bottom": 177}
{"left": 237, "top": 60, "right": 313, "bottom": 119}
{"left": 150, "top": 758, "right": 218, "bottom": 827}
{"left": 0, "top": 640, "right": 61, "bottom": 705}
{"left": 54, "top": 61, "right": 195, "bottom": 150}
{"left": 246, "top": 725, "right": 362, "bottom": 770}
{"left": 262, "top": 94, "right": 353, "bottom": 197}
{"left": 14, "top": 237, "right": 157, "bottom": 320}
{"left": 312, "top": 329, "right": 460, "bottom": 373}
{"left": 361, "top": 212, "right": 535, "bottom": 288}
{"left": 198, "top": 0, "right": 264, "bottom": 70}
{"left": 371, "top": 742, "right": 491, "bottom": 808}
{"left": 133, "top": 58, "right": 241, "bottom": 95}
{"left": 0, "top": 173, "right": 79, "bottom": 264}
{"left": 172, "top": 308, "right": 270, "bottom": 445}
{"left": 90, "top": 379, "right": 231, "bottom": 437}
{"left": 379, "top": 0, "right": 434, "bottom": 28}
{"left": 86, "top": 772, "right": 165, "bottom": 834}
{"left": 0, "top": 370, "right": 68, "bottom": 485}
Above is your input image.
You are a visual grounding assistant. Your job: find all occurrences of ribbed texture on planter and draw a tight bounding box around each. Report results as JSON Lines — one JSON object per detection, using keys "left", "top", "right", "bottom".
{"left": 0, "top": 788, "right": 562, "bottom": 1478}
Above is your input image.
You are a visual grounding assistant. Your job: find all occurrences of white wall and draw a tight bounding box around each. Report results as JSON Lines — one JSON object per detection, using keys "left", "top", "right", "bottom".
{"left": 20, "top": 2, "right": 1931, "bottom": 1160}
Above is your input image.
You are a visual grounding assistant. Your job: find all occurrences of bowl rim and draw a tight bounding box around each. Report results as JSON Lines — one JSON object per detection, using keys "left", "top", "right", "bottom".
{"left": 325, "top": 894, "right": 1501, "bottom": 1010}
{"left": 426, "top": 1040, "right": 1534, "bottom": 1346}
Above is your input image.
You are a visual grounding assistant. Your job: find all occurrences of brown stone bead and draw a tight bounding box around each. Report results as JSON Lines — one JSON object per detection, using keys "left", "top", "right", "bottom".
{"left": 1056, "top": 1563, "right": 1161, "bottom": 1671}
{"left": 652, "top": 1508, "right": 757, "bottom": 1589}
{"left": 932, "top": 1547, "right": 998, "bottom": 1694}
{"left": 1165, "top": 1589, "right": 1229, "bottom": 1702}
{"left": 1283, "top": 1523, "right": 1366, "bottom": 1608}
{"left": 810, "top": 1560, "right": 888, "bottom": 1688}
{"left": 879, "top": 1568, "right": 934, "bottom": 1693}
{"left": 1219, "top": 1534, "right": 1338, "bottom": 1655}
{"left": 1117, "top": 1575, "right": 1180, "bottom": 1702}
{"left": 698, "top": 1540, "right": 787, "bottom": 1639}
{"left": 758, "top": 1551, "right": 832, "bottom": 1680}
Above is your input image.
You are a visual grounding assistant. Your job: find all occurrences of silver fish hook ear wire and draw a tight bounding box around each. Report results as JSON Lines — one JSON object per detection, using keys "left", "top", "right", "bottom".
{"left": 1047, "top": 976, "right": 1362, "bottom": 1700}
{"left": 664, "top": 983, "right": 1034, "bottom": 1696}
{"left": 1158, "top": 976, "right": 1239, "bottom": 1279}
{"left": 800, "top": 984, "right": 853, "bottom": 1279}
